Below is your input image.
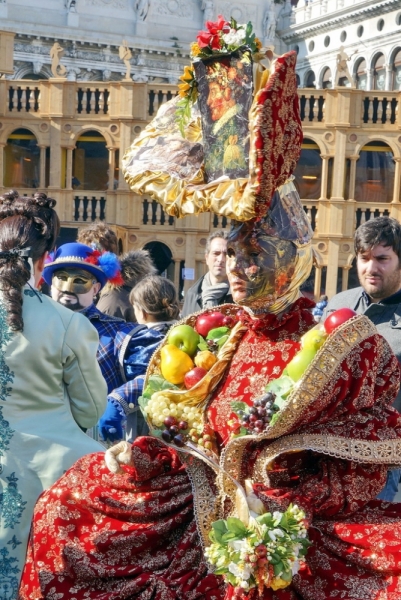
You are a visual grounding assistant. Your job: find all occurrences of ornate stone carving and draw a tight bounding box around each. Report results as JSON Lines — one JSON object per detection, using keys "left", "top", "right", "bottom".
{"left": 119, "top": 40, "right": 132, "bottom": 80}
{"left": 219, "top": 2, "right": 257, "bottom": 22}
{"left": 135, "top": 0, "right": 150, "bottom": 20}
{"left": 50, "top": 42, "right": 67, "bottom": 78}
{"left": 155, "top": 0, "right": 192, "bottom": 18}
{"left": 85, "top": 0, "right": 128, "bottom": 8}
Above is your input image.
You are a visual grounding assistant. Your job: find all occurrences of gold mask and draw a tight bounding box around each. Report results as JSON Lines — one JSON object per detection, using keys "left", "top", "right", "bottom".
{"left": 52, "top": 268, "right": 96, "bottom": 295}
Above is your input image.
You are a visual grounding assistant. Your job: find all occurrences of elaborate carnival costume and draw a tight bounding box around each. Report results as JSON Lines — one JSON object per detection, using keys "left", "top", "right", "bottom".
{"left": 20, "top": 17, "right": 401, "bottom": 600}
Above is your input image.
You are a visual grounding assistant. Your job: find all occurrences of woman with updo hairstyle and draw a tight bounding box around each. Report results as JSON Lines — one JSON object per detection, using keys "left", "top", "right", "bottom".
{"left": 0, "top": 191, "right": 107, "bottom": 594}
{"left": 129, "top": 274, "right": 180, "bottom": 325}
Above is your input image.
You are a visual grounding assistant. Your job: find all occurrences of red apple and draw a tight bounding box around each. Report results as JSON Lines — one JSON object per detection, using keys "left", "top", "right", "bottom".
{"left": 195, "top": 311, "right": 226, "bottom": 337}
{"left": 184, "top": 366, "right": 208, "bottom": 389}
{"left": 323, "top": 308, "right": 357, "bottom": 334}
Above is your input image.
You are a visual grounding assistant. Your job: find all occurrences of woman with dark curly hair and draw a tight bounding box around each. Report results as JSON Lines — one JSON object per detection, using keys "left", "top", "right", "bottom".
{"left": 0, "top": 191, "right": 107, "bottom": 597}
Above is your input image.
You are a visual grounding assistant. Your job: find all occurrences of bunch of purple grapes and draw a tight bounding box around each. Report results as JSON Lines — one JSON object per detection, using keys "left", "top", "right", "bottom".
{"left": 161, "top": 416, "right": 188, "bottom": 447}
{"left": 239, "top": 392, "right": 279, "bottom": 434}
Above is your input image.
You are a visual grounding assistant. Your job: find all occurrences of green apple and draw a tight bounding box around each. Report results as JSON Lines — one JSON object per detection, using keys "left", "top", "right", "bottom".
{"left": 167, "top": 324, "right": 200, "bottom": 357}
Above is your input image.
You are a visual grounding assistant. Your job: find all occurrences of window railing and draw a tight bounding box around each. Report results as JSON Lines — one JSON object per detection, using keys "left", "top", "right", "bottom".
{"left": 73, "top": 194, "right": 106, "bottom": 222}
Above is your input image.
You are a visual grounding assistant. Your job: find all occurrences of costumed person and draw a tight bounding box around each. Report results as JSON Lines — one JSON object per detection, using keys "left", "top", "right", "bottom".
{"left": 20, "top": 16, "right": 401, "bottom": 600}
{"left": 42, "top": 242, "right": 167, "bottom": 444}
{"left": 127, "top": 274, "right": 180, "bottom": 438}
{"left": 0, "top": 191, "right": 107, "bottom": 597}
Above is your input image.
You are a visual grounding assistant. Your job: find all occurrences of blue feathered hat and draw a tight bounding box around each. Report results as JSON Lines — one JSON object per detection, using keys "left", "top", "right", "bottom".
{"left": 43, "top": 242, "right": 123, "bottom": 289}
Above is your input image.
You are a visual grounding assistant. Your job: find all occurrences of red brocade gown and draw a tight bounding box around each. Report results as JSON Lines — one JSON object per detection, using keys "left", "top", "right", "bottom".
{"left": 19, "top": 299, "right": 401, "bottom": 600}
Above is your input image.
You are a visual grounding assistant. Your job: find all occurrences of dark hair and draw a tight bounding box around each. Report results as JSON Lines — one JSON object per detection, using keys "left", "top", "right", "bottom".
{"left": 104, "top": 249, "right": 157, "bottom": 290}
{"left": 77, "top": 221, "right": 118, "bottom": 254}
{"left": 0, "top": 190, "right": 60, "bottom": 331}
{"left": 129, "top": 275, "right": 180, "bottom": 321}
{"left": 355, "top": 217, "right": 401, "bottom": 261}
{"left": 205, "top": 229, "right": 228, "bottom": 253}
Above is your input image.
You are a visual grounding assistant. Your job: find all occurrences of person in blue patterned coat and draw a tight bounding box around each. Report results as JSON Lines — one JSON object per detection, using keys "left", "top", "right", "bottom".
{"left": 43, "top": 242, "right": 167, "bottom": 443}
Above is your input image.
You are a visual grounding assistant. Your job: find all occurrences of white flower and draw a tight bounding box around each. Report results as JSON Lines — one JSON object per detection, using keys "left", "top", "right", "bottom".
{"left": 228, "top": 539, "right": 247, "bottom": 553}
{"left": 222, "top": 28, "right": 246, "bottom": 47}
{"left": 291, "top": 559, "right": 301, "bottom": 575}
{"left": 228, "top": 562, "right": 252, "bottom": 581}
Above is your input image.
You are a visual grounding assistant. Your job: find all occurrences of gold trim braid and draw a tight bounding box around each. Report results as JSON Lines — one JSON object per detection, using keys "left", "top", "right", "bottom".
{"left": 253, "top": 434, "right": 401, "bottom": 484}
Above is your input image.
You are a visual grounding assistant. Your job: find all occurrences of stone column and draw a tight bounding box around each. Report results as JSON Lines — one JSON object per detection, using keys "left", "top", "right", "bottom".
{"left": 342, "top": 267, "right": 350, "bottom": 292}
{"left": 174, "top": 258, "right": 181, "bottom": 292}
{"left": 392, "top": 157, "right": 401, "bottom": 204}
{"left": 108, "top": 147, "right": 116, "bottom": 191}
{"left": 0, "top": 143, "right": 5, "bottom": 188}
{"left": 348, "top": 155, "right": 359, "bottom": 201}
{"left": 314, "top": 266, "right": 322, "bottom": 299}
{"left": 366, "top": 68, "right": 373, "bottom": 91}
{"left": 66, "top": 147, "right": 74, "bottom": 190}
{"left": 39, "top": 145, "right": 47, "bottom": 189}
{"left": 385, "top": 64, "right": 393, "bottom": 91}
{"left": 319, "top": 155, "right": 330, "bottom": 199}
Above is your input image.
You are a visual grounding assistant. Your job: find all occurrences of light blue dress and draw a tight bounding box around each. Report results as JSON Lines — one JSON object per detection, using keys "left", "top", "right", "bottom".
{"left": 0, "top": 287, "right": 107, "bottom": 598}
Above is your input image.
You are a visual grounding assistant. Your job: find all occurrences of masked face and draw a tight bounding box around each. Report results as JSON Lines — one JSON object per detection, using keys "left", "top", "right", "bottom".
{"left": 226, "top": 221, "right": 297, "bottom": 312}
{"left": 51, "top": 268, "right": 100, "bottom": 311}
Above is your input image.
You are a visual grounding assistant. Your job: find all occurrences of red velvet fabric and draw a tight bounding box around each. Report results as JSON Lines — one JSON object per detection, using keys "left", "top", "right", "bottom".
{"left": 19, "top": 301, "right": 401, "bottom": 600}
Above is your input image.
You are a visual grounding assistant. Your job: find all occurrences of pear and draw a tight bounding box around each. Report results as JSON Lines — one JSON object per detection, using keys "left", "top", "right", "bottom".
{"left": 160, "top": 344, "right": 194, "bottom": 385}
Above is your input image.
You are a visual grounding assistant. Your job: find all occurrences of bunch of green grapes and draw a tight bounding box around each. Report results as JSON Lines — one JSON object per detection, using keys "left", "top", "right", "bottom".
{"left": 144, "top": 393, "right": 203, "bottom": 432}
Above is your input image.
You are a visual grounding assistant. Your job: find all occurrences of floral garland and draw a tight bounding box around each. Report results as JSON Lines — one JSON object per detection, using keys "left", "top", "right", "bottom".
{"left": 205, "top": 504, "right": 309, "bottom": 595}
{"left": 176, "top": 15, "right": 261, "bottom": 134}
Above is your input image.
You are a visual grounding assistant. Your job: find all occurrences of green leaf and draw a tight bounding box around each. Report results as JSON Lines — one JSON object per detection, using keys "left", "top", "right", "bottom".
{"left": 281, "top": 570, "right": 292, "bottom": 582}
{"left": 216, "top": 335, "right": 229, "bottom": 348}
{"left": 231, "top": 401, "right": 248, "bottom": 413}
{"left": 211, "top": 520, "right": 228, "bottom": 543}
{"left": 226, "top": 517, "right": 247, "bottom": 536}
{"left": 198, "top": 336, "right": 209, "bottom": 351}
{"left": 207, "top": 327, "right": 229, "bottom": 340}
{"left": 274, "top": 561, "right": 284, "bottom": 576}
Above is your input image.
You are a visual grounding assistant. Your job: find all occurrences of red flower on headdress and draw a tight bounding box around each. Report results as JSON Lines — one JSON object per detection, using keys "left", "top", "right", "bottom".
{"left": 197, "top": 15, "right": 230, "bottom": 50}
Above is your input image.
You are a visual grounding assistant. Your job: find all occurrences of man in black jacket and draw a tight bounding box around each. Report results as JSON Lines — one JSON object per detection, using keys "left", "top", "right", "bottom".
{"left": 323, "top": 216, "right": 401, "bottom": 501}
{"left": 182, "top": 230, "right": 232, "bottom": 317}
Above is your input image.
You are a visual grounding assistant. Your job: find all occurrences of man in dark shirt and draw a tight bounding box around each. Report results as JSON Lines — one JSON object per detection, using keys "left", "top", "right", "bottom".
{"left": 323, "top": 216, "right": 401, "bottom": 501}
{"left": 182, "top": 229, "right": 232, "bottom": 317}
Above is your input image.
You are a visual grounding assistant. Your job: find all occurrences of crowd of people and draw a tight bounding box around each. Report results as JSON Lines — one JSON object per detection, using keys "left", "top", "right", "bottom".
{"left": 2, "top": 33, "right": 401, "bottom": 600}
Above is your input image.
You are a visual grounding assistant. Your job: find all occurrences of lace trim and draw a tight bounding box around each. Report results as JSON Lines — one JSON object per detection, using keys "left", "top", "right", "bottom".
{"left": 253, "top": 434, "right": 401, "bottom": 483}
{"left": 219, "top": 315, "right": 377, "bottom": 506}
{"left": 178, "top": 451, "right": 222, "bottom": 551}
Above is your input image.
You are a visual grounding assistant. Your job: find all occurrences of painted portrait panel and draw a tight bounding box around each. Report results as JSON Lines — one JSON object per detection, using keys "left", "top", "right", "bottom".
{"left": 193, "top": 49, "right": 253, "bottom": 182}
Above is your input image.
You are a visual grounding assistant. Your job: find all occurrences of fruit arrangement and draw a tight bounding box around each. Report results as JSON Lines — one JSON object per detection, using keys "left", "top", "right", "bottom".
{"left": 230, "top": 308, "right": 358, "bottom": 438}
{"left": 140, "top": 309, "right": 238, "bottom": 452}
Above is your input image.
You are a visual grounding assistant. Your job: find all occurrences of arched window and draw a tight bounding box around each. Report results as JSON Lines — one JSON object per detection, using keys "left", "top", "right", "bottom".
{"left": 355, "top": 141, "right": 395, "bottom": 203}
{"left": 4, "top": 128, "right": 40, "bottom": 189}
{"left": 372, "top": 53, "right": 385, "bottom": 90}
{"left": 72, "top": 130, "right": 108, "bottom": 191}
{"left": 305, "top": 70, "right": 316, "bottom": 88}
{"left": 293, "top": 138, "right": 322, "bottom": 200}
{"left": 355, "top": 58, "right": 367, "bottom": 90}
{"left": 392, "top": 48, "right": 401, "bottom": 90}
{"left": 321, "top": 67, "right": 332, "bottom": 89}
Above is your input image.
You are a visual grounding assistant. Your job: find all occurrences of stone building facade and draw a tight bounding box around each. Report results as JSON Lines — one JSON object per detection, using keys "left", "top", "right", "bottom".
{"left": 0, "top": 0, "right": 400, "bottom": 298}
